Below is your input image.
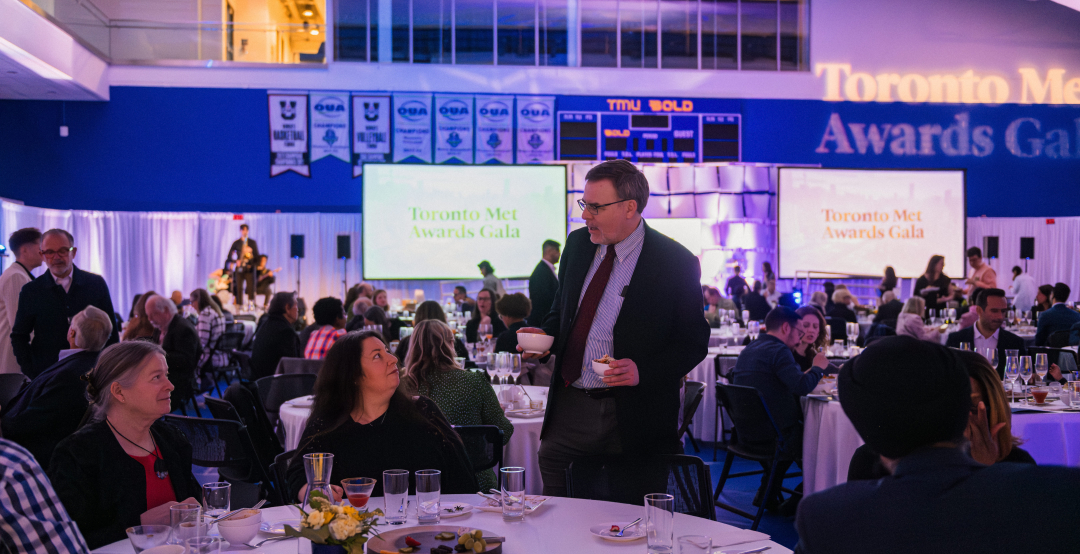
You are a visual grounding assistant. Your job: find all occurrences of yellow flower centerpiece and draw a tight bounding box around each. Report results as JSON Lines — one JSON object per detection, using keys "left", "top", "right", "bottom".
{"left": 285, "top": 491, "right": 383, "bottom": 554}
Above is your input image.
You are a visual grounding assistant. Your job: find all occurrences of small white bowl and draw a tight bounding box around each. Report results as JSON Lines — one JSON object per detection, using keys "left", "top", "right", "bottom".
{"left": 516, "top": 332, "right": 554, "bottom": 353}
{"left": 592, "top": 360, "right": 611, "bottom": 377}
{"left": 217, "top": 510, "right": 263, "bottom": 546}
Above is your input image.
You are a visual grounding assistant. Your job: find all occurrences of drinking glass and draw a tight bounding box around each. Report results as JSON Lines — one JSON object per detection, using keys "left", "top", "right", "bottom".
{"left": 1005, "top": 349, "right": 1020, "bottom": 360}
{"left": 126, "top": 525, "right": 171, "bottom": 553}
{"left": 509, "top": 354, "right": 522, "bottom": 385}
{"left": 454, "top": 356, "right": 466, "bottom": 369}
{"left": 747, "top": 321, "right": 760, "bottom": 342}
{"left": 741, "top": 310, "right": 749, "bottom": 324}
{"left": 1034, "top": 353, "right": 1049, "bottom": 382}
{"left": 500, "top": 467, "right": 526, "bottom": 522}
{"left": 169, "top": 503, "right": 204, "bottom": 545}
{"left": 1019, "top": 356, "right": 1034, "bottom": 398}
{"left": 485, "top": 353, "right": 498, "bottom": 384}
{"left": 983, "top": 347, "right": 998, "bottom": 369}
{"left": 341, "top": 477, "right": 377, "bottom": 510}
{"left": 1004, "top": 356, "right": 1020, "bottom": 401}
{"left": 201, "top": 482, "right": 230, "bottom": 519}
{"left": 303, "top": 453, "right": 335, "bottom": 506}
{"left": 677, "top": 536, "right": 712, "bottom": 554}
{"left": 382, "top": 469, "right": 409, "bottom": 525}
{"left": 416, "top": 469, "right": 441, "bottom": 524}
{"left": 184, "top": 536, "right": 222, "bottom": 554}
{"left": 645, "top": 493, "right": 674, "bottom": 554}
{"left": 959, "top": 342, "right": 972, "bottom": 351}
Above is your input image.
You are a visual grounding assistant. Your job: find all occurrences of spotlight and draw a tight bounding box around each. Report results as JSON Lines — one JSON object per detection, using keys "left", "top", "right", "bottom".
{"left": 303, "top": 9, "right": 313, "bottom": 16}
{"left": 311, "top": 29, "right": 320, "bottom": 35}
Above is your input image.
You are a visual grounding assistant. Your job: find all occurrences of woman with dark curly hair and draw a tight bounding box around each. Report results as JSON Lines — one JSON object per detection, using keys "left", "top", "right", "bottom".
{"left": 792, "top": 306, "right": 829, "bottom": 371}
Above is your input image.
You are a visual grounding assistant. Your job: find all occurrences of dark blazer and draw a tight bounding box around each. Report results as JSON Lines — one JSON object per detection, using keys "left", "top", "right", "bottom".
{"left": 873, "top": 299, "right": 903, "bottom": 324}
{"left": 494, "top": 320, "right": 528, "bottom": 353}
{"left": 224, "top": 238, "right": 259, "bottom": 271}
{"left": 742, "top": 291, "right": 772, "bottom": 322}
{"left": 945, "top": 325, "right": 1026, "bottom": 378}
{"left": 913, "top": 273, "right": 952, "bottom": 316}
{"left": 10, "top": 266, "right": 119, "bottom": 379}
{"left": 153, "top": 314, "right": 201, "bottom": 409}
{"left": 795, "top": 447, "right": 1080, "bottom": 554}
{"left": 250, "top": 313, "right": 302, "bottom": 381}
{"left": 0, "top": 350, "right": 99, "bottom": 468}
{"left": 827, "top": 303, "right": 858, "bottom": 324}
{"left": 539, "top": 223, "right": 710, "bottom": 454}
{"left": 48, "top": 419, "right": 203, "bottom": 549}
{"left": 1035, "top": 304, "right": 1080, "bottom": 346}
{"left": 527, "top": 260, "right": 559, "bottom": 326}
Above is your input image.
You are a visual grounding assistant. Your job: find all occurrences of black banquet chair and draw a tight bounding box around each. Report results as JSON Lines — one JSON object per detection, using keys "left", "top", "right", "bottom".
{"left": 269, "top": 450, "right": 296, "bottom": 506}
{"left": 453, "top": 425, "right": 505, "bottom": 488}
{"left": 162, "top": 414, "right": 276, "bottom": 502}
{"left": 256, "top": 373, "right": 317, "bottom": 425}
{"left": 204, "top": 394, "right": 283, "bottom": 471}
{"left": 566, "top": 454, "right": 715, "bottom": 521}
{"left": 201, "top": 331, "right": 246, "bottom": 395}
{"left": 679, "top": 380, "right": 706, "bottom": 453}
{"left": 0, "top": 373, "right": 29, "bottom": 407}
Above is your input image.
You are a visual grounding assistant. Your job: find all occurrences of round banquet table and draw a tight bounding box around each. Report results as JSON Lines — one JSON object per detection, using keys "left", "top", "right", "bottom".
{"left": 280, "top": 385, "right": 549, "bottom": 495}
{"left": 90, "top": 495, "right": 789, "bottom": 553}
{"left": 802, "top": 398, "right": 1080, "bottom": 494}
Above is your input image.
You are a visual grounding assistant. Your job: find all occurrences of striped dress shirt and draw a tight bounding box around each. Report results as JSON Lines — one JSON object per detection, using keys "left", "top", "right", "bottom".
{"left": 0, "top": 439, "right": 89, "bottom": 554}
{"left": 196, "top": 308, "right": 227, "bottom": 368}
{"left": 572, "top": 220, "right": 645, "bottom": 389}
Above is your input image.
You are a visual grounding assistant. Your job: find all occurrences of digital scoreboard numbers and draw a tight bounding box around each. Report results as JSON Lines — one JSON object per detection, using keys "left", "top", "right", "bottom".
{"left": 556, "top": 100, "right": 740, "bottom": 163}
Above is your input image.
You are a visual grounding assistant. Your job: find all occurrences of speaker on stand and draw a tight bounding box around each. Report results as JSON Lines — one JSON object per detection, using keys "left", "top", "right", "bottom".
{"left": 337, "top": 235, "right": 351, "bottom": 301}
{"left": 1020, "top": 237, "right": 1035, "bottom": 272}
{"left": 291, "top": 234, "right": 305, "bottom": 298}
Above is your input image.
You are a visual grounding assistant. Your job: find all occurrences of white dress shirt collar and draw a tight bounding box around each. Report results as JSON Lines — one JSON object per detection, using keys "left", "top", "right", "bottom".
{"left": 543, "top": 259, "right": 557, "bottom": 277}
{"left": 57, "top": 348, "right": 84, "bottom": 361}
{"left": 51, "top": 271, "right": 72, "bottom": 293}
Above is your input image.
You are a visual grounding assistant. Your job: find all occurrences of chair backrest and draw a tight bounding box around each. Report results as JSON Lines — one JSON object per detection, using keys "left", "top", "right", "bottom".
{"left": 714, "top": 355, "right": 733, "bottom": 380}
{"left": 565, "top": 454, "right": 715, "bottom": 521}
{"left": 0, "top": 374, "right": 29, "bottom": 407}
{"left": 232, "top": 351, "right": 254, "bottom": 381}
{"left": 1048, "top": 330, "right": 1071, "bottom": 348}
{"left": 256, "top": 374, "right": 317, "bottom": 415}
{"left": 452, "top": 425, "right": 504, "bottom": 475}
{"left": 234, "top": 314, "right": 257, "bottom": 322}
{"left": 827, "top": 317, "right": 848, "bottom": 342}
{"left": 214, "top": 332, "right": 246, "bottom": 353}
{"left": 270, "top": 449, "right": 296, "bottom": 506}
{"left": 227, "top": 322, "right": 247, "bottom": 334}
{"left": 221, "top": 384, "right": 285, "bottom": 465}
{"left": 204, "top": 396, "right": 242, "bottom": 421}
{"left": 161, "top": 414, "right": 272, "bottom": 493}
{"left": 715, "top": 383, "right": 784, "bottom": 451}
{"left": 1028, "top": 347, "right": 1078, "bottom": 374}
{"left": 678, "top": 381, "right": 706, "bottom": 436}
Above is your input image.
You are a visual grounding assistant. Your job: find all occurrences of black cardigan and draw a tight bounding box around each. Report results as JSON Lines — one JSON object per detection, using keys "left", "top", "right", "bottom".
{"left": 47, "top": 419, "right": 203, "bottom": 549}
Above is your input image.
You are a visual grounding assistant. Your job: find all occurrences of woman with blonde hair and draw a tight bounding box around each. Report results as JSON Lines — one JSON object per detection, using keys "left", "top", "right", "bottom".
{"left": 896, "top": 296, "right": 944, "bottom": 342}
{"left": 402, "top": 320, "right": 512, "bottom": 491}
{"left": 122, "top": 291, "right": 158, "bottom": 341}
{"left": 827, "top": 289, "right": 858, "bottom": 324}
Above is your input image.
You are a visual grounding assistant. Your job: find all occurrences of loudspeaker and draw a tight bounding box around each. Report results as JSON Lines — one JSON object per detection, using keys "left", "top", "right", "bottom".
{"left": 1020, "top": 237, "right": 1035, "bottom": 259}
{"left": 290, "top": 235, "right": 305, "bottom": 258}
{"left": 337, "top": 235, "right": 351, "bottom": 259}
{"left": 983, "top": 236, "right": 999, "bottom": 259}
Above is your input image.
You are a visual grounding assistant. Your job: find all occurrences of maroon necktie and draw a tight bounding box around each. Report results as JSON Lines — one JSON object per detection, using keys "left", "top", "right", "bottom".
{"left": 561, "top": 246, "right": 618, "bottom": 386}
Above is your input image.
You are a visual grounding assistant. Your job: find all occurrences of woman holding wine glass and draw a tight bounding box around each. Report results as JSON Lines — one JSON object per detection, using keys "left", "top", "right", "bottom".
{"left": 914, "top": 255, "right": 952, "bottom": 316}
{"left": 465, "top": 288, "right": 506, "bottom": 343}
{"left": 792, "top": 307, "right": 829, "bottom": 371}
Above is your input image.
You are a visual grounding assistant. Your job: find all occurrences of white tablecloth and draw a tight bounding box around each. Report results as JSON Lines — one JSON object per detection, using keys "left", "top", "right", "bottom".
{"left": 802, "top": 398, "right": 1080, "bottom": 494}
{"left": 280, "top": 386, "right": 549, "bottom": 495}
{"left": 92, "top": 495, "right": 788, "bottom": 553}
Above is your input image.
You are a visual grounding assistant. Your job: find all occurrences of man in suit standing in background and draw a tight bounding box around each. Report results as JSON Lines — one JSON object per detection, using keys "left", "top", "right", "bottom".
{"left": 527, "top": 239, "right": 560, "bottom": 326}
{"left": 225, "top": 223, "right": 259, "bottom": 306}
{"left": 0, "top": 228, "right": 43, "bottom": 375}
{"left": 1035, "top": 283, "right": 1080, "bottom": 346}
{"left": 11, "top": 229, "right": 119, "bottom": 379}
{"left": 946, "top": 289, "right": 1027, "bottom": 378}
{"left": 519, "top": 160, "right": 710, "bottom": 496}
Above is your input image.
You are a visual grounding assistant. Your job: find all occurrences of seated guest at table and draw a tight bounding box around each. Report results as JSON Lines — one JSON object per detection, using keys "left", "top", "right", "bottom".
{"left": 304, "top": 297, "right": 347, "bottom": 360}
{"left": 957, "top": 289, "right": 981, "bottom": 329}
{"left": 848, "top": 348, "right": 1036, "bottom": 482}
{"left": 765, "top": 278, "right": 782, "bottom": 308}
{"left": 0, "top": 438, "right": 90, "bottom": 552}
{"left": 1, "top": 306, "right": 112, "bottom": 467}
{"left": 1010, "top": 266, "right": 1037, "bottom": 312}
{"left": 286, "top": 331, "right": 478, "bottom": 500}
{"left": 453, "top": 285, "right": 475, "bottom": 315}
{"left": 792, "top": 307, "right": 829, "bottom": 372}
{"left": 373, "top": 289, "right": 390, "bottom": 313}
{"left": 122, "top": 290, "right": 157, "bottom": 341}
{"left": 343, "top": 284, "right": 363, "bottom": 319}
{"left": 362, "top": 305, "right": 390, "bottom": 336}
{"left": 190, "top": 289, "right": 227, "bottom": 371}
{"left": 742, "top": 281, "right": 772, "bottom": 322}
{"left": 1035, "top": 283, "right": 1080, "bottom": 346}
{"left": 494, "top": 293, "right": 532, "bottom": 354}
{"left": 207, "top": 294, "right": 234, "bottom": 324}
{"left": 914, "top": 254, "right": 952, "bottom": 315}
{"left": 345, "top": 296, "right": 374, "bottom": 332}
{"left": 464, "top": 288, "right": 507, "bottom": 343}
{"left": 401, "top": 320, "right": 513, "bottom": 491}
{"left": 822, "top": 282, "right": 836, "bottom": 314}
{"left": 963, "top": 247, "right": 997, "bottom": 302}
{"left": 731, "top": 307, "right": 828, "bottom": 512}
{"left": 877, "top": 266, "right": 897, "bottom": 298}
{"left": 250, "top": 292, "right": 302, "bottom": 381}
{"left": 394, "top": 301, "right": 470, "bottom": 362}
{"left": 145, "top": 295, "right": 201, "bottom": 411}
{"left": 896, "top": 297, "right": 943, "bottom": 343}
{"left": 703, "top": 286, "right": 735, "bottom": 327}
{"left": 808, "top": 291, "right": 828, "bottom": 315}
{"left": 873, "top": 290, "right": 903, "bottom": 324}
{"left": 827, "top": 290, "right": 858, "bottom": 324}
{"left": 1033, "top": 284, "right": 1053, "bottom": 320}
{"left": 48, "top": 341, "right": 202, "bottom": 549}
{"left": 794, "top": 336, "right": 1080, "bottom": 554}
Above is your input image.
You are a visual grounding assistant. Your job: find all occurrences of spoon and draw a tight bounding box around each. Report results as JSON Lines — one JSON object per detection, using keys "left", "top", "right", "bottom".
{"left": 208, "top": 499, "right": 267, "bottom": 525}
{"left": 616, "top": 517, "right": 642, "bottom": 537}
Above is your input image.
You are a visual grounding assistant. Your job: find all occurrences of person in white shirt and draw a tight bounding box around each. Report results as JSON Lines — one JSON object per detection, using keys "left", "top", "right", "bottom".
{"left": 0, "top": 228, "right": 43, "bottom": 374}
{"left": 1010, "top": 266, "right": 1037, "bottom": 312}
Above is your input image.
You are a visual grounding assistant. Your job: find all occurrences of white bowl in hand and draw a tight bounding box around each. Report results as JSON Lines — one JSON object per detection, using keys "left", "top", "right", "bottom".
{"left": 217, "top": 509, "right": 263, "bottom": 545}
{"left": 516, "top": 332, "right": 554, "bottom": 354}
{"left": 592, "top": 359, "right": 612, "bottom": 377}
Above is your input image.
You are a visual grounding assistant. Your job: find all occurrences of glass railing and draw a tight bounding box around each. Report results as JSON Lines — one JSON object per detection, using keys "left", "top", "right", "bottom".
{"left": 20, "top": 0, "right": 112, "bottom": 57}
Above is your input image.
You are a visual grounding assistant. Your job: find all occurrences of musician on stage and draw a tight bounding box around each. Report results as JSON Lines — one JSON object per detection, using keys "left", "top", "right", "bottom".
{"left": 225, "top": 224, "right": 259, "bottom": 306}
{"left": 255, "top": 255, "right": 277, "bottom": 309}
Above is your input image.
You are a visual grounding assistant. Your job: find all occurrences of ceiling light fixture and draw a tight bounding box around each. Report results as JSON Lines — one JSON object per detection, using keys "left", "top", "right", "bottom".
{"left": 303, "top": 9, "right": 314, "bottom": 16}
{"left": 311, "top": 29, "right": 320, "bottom": 35}
{"left": 0, "top": 37, "right": 72, "bottom": 80}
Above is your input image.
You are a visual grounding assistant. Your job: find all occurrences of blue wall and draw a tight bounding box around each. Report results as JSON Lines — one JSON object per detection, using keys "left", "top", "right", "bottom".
{"left": 1, "top": 86, "right": 1078, "bottom": 216}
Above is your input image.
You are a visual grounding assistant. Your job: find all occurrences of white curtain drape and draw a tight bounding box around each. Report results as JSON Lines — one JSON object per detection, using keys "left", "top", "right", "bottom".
{"left": 967, "top": 217, "right": 1080, "bottom": 297}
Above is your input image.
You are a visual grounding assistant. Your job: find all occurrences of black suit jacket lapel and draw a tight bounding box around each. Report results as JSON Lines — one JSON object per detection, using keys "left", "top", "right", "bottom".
{"left": 615, "top": 223, "right": 659, "bottom": 336}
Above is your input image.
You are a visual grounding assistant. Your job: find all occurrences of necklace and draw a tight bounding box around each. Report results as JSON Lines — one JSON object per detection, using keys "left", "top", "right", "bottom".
{"left": 106, "top": 418, "right": 168, "bottom": 479}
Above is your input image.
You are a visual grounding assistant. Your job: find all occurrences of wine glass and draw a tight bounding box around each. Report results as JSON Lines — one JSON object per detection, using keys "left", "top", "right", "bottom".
{"left": 1019, "top": 356, "right": 1034, "bottom": 403}
{"left": 983, "top": 347, "right": 998, "bottom": 370}
{"left": 509, "top": 354, "right": 522, "bottom": 385}
{"left": 1034, "top": 353, "right": 1049, "bottom": 385}
{"left": 496, "top": 352, "right": 510, "bottom": 387}
{"left": 1004, "top": 356, "right": 1020, "bottom": 401}
{"left": 747, "top": 321, "right": 760, "bottom": 342}
{"left": 485, "top": 353, "right": 497, "bottom": 384}
{"left": 741, "top": 310, "right": 749, "bottom": 324}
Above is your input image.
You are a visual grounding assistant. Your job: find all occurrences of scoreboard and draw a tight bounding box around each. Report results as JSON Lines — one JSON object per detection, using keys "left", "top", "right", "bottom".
{"left": 557, "top": 101, "right": 740, "bottom": 163}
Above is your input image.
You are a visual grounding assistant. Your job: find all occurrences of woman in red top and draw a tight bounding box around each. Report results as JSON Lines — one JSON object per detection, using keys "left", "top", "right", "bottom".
{"left": 49, "top": 341, "right": 203, "bottom": 549}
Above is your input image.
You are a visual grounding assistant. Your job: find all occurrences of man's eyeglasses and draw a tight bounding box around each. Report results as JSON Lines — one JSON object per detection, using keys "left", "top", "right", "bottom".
{"left": 577, "top": 198, "right": 629, "bottom": 215}
{"left": 41, "top": 247, "right": 75, "bottom": 258}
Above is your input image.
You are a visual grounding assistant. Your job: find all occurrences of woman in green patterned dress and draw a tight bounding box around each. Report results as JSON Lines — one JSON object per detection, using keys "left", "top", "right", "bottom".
{"left": 401, "top": 320, "right": 514, "bottom": 491}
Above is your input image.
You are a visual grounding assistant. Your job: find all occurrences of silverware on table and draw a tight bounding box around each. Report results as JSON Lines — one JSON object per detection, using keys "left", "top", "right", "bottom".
{"left": 207, "top": 499, "right": 267, "bottom": 525}
{"left": 244, "top": 535, "right": 294, "bottom": 547}
{"left": 616, "top": 517, "right": 642, "bottom": 537}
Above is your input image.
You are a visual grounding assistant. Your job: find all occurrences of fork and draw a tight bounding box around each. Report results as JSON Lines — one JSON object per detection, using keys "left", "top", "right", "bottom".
{"left": 616, "top": 517, "right": 641, "bottom": 537}
{"left": 244, "top": 535, "right": 294, "bottom": 548}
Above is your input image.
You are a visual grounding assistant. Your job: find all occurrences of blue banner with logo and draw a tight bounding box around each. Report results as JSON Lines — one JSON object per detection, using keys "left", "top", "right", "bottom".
{"left": 392, "top": 93, "right": 433, "bottom": 163}
{"left": 352, "top": 95, "right": 391, "bottom": 176}
{"left": 310, "top": 91, "right": 350, "bottom": 163}
{"left": 515, "top": 95, "right": 555, "bottom": 163}
{"left": 475, "top": 95, "right": 514, "bottom": 164}
{"left": 268, "top": 92, "right": 309, "bottom": 177}
{"left": 434, "top": 94, "right": 474, "bottom": 164}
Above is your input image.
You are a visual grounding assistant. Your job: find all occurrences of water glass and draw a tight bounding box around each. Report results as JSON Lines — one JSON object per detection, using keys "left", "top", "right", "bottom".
{"left": 416, "top": 469, "right": 441, "bottom": 524}
{"left": 645, "top": 493, "right": 674, "bottom": 554}
{"left": 303, "top": 453, "right": 335, "bottom": 506}
{"left": 184, "top": 536, "right": 222, "bottom": 554}
{"left": 677, "top": 535, "right": 712, "bottom": 554}
{"left": 1019, "top": 356, "right": 1034, "bottom": 397}
{"left": 983, "top": 347, "right": 998, "bottom": 369}
{"left": 1035, "top": 353, "right": 1049, "bottom": 382}
{"left": 1005, "top": 356, "right": 1020, "bottom": 390}
{"left": 500, "top": 467, "right": 526, "bottom": 522}
{"left": 201, "top": 482, "right": 230, "bottom": 518}
{"left": 741, "top": 310, "right": 749, "bottom": 324}
{"left": 509, "top": 354, "right": 522, "bottom": 384}
{"left": 382, "top": 469, "right": 409, "bottom": 525}
{"left": 959, "top": 342, "right": 972, "bottom": 351}
{"left": 169, "top": 503, "right": 204, "bottom": 545}
{"left": 454, "top": 356, "right": 466, "bottom": 369}
{"left": 126, "top": 525, "right": 171, "bottom": 553}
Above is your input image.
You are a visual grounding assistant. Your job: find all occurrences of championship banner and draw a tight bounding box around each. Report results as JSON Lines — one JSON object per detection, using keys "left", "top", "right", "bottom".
{"left": 475, "top": 95, "right": 514, "bottom": 164}
{"left": 434, "top": 94, "right": 475, "bottom": 164}
{"left": 515, "top": 95, "right": 555, "bottom": 164}
{"left": 269, "top": 93, "right": 310, "bottom": 176}
{"left": 309, "top": 92, "right": 350, "bottom": 163}
{"left": 351, "top": 95, "right": 391, "bottom": 176}
{"left": 392, "top": 93, "right": 433, "bottom": 163}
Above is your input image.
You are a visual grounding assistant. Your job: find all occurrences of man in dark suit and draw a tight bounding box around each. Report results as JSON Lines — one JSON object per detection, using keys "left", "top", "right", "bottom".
{"left": 946, "top": 288, "right": 1027, "bottom": 378}
{"left": 518, "top": 160, "right": 710, "bottom": 496}
{"left": 795, "top": 336, "right": 1080, "bottom": 554}
{"left": 743, "top": 281, "right": 772, "bottom": 322}
{"left": 225, "top": 224, "right": 259, "bottom": 305}
{"left": 527, "top": 239, "right": 561, "bottom": 326}
{"left": 10, "top": 229, "right": 119, "bottom": 379}
{"left": 1, "top": 306, "right": 112, "bottom": 467}
{"left": 873, "top": 290, "right": 903, "bottom": 324}
{"left": 250, "top": 292, "right": 302, "bottom": 380}
{"left": 1035, "top": 282, "right": 1080, "bottom": 346}
{"left": 145, "top": 295, "right": 201, "bottom": 411}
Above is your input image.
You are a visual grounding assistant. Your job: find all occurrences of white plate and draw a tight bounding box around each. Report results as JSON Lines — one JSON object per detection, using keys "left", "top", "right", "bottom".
{"left": 505, "top": 409, "right": 546, "bottom": 419}
{"left": 286, "top": 395, "right": 313, "bottom": 407}
{"left": 259, "top": 519, "right": 301, "bottom": 536}
{"left": 440, "top": 502, "right": 474, "bottom": 518}
{"left": 590, "top": 522, "right": 646, "bottom": 542}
